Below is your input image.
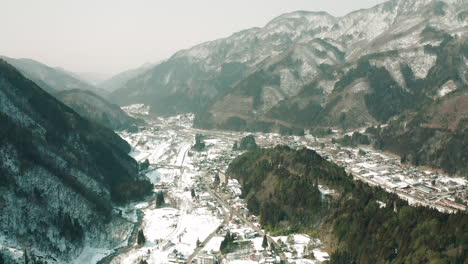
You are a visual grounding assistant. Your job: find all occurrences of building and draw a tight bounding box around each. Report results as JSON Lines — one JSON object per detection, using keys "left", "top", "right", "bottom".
{"left": 196, "top": 253, "right": 217, "bottom": 264}
{"left": 414, "top": 184, "right": 436, "bottom": 194}
{"left": 219, "top": 172, "right": 228, "bottom": 186}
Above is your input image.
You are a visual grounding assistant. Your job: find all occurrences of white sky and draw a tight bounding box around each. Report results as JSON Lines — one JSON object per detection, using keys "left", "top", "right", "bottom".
{"left": 0, "top": 0, "right": 386, "bottom": 76}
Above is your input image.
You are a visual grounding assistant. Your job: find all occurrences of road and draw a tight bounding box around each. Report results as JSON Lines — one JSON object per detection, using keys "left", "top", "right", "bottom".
{"left": 186, "top": 175, "right": 231, "bottom": 263}
{"left": 186, "top": 214, "right": 229, "bottom": 263}
{"left": 203, "top": 180, "right": 289, "bottom": 263}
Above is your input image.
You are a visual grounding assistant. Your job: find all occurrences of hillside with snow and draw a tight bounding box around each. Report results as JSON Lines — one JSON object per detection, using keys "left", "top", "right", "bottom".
{"left": 0, "top": 59, "right": 151, "bottom": 263}
{"left": 107, "top": 0, "right": 468, "bottom": 175}
{"left": 110, "top": 0, "right": 468, "bottom": 123}
{"left": 56, "top": 89, "right": 144, "bottom": 131}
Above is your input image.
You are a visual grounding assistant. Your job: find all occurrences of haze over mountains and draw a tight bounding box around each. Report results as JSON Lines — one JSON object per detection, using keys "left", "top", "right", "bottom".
{"left": 98, "top": 62, "right": 156, "bottom": 92}
{"left": 0, "top": 56, "right": 103, "bottom": 95}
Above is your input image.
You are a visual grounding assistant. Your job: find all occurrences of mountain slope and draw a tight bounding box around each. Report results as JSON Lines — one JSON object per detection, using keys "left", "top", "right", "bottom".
{"left": 0, "top": 56, "right": 105, "bottom": 96}
{"left": 56, "top": 89, "right": 143, "bottom": 131}
{"left": 368, "top": 90, "right": 468, "bottom": 177}
{"left": 0, "top": 59, "right": 151, "bottom": 262}
{"left": 111, "top": 0, "right": 468, "bottom": 120}
{"left": 202, "top": 0, "right": 468, "bottom": 130}
{"left": 227, "top": 146, "right": 467, "bottom": 263}
{"left": 110, "top": 0, "right": 468, "bottom": 175}
{"left": 98, "top": 62, "right": 155, "bottom": 92}
{"left": 69, "top": 71, "right": 110, "bottom": 86}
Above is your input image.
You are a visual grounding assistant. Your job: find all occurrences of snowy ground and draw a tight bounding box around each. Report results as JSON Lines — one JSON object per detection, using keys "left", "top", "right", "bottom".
{"left": 273, "top": 234, "right": 329, "bottom": 263}
{"left": 93, "top": 108, "right": 335, "bottom": 263}
{"left": 107, "top": 113, "right": 225, "bottom": 264}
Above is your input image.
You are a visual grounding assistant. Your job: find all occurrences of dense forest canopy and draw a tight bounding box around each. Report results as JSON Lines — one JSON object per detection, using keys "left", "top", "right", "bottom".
{"left": 227, "top": 146, "right": 467, "bottom": 263}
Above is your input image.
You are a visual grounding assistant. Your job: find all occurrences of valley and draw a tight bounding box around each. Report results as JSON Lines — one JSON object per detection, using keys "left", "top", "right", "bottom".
{"left": 91, "top": 104, "right": 465, "bottom": 264}
{"left": 94, "top": 107, "right": 331, "bottom": 264}
{"left": 1, "top": 0, "right": 468, "bottom": 262}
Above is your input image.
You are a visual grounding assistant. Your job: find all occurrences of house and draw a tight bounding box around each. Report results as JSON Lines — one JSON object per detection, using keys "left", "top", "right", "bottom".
{"left": 219, "top": 172, "right": 228, "bottom": 186}
{"left": 196, "top": 253, "right": 217, "bottom": 264}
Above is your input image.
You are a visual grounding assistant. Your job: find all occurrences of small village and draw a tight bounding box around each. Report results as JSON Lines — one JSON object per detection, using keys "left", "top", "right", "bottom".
{"left": 226, "top": 128, "right": 467, "bottom": 213}
{"left": 100, "top": 105, "right": 467, "bottom": 264}
{"left": 308, "top": 136, "right": 467, "bottom": 213}
{"left": 108, "top": 107, "right": 330, "bottom": 264}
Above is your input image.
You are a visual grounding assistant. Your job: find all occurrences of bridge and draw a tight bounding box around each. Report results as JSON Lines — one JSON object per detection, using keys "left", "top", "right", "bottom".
{"left": 149, "top": 163, "right": 184, "bottom": 170}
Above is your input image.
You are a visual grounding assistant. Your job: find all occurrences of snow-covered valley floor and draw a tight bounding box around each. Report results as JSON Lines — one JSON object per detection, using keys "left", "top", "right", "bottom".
{"left": 90, "top": 111, "right": 330, "bottom": 264}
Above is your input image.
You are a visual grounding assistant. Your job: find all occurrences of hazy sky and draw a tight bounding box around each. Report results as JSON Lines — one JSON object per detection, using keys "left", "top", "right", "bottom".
{"left": 1, "top": 0, "right": 386, "bottom": 76}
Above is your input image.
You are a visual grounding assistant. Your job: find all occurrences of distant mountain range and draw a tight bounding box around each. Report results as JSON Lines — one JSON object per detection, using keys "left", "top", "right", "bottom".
{"left": 55, "top": 68, "right": 111, "bottom": 86}
{"left": 0, "top": 55, "right": 158, "bottom": 96}
{"left": 0, "top": 56, "right": 107, "bottom": 96}
{"left": 0, "top": 56, "right": 146, "bottom": 132}
{"left": 0, "top": 59, "right": 151, "bottom": 262}
{"left": 109, "top": 0, "right": 468, "bottom": 176}
{"left": 98, "top": 62, "right": 156, "bottom": 92}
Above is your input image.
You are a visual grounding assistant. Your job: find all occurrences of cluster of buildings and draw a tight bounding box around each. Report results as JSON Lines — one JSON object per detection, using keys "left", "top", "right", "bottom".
{"left": 309, "top": 138, "right": 467, "bottom": 212}
{"left": 121, "top": 106, "right": 465, "bottom": 264}
{"left": 244, "top": 128, "right": 467, "bottom": 213}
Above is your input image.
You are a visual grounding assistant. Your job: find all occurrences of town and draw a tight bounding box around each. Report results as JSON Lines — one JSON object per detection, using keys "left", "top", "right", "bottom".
{"left": 89, "top": 104, "right": 466, "bottom": 264}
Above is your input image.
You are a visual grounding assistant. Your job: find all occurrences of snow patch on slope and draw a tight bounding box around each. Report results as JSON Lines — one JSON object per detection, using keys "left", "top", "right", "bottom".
{"left": 402, "top": 49, "right": 437, "bottom": 79}
{"left": 437, "top": 80, "right": 457, "bottom": 97}
{"left": 370, "top": 58, "right": 406, "bottom": 89}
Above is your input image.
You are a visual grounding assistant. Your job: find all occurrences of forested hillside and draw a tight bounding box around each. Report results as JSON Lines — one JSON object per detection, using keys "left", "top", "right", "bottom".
{"left": 0, "top": 59, "right": 152, "bottom": 262}
{"left": 227, "top": 146, "right": 467, "bottom": 263}
{"left": 57, "top": 89, "right": 144, "bottom": 131}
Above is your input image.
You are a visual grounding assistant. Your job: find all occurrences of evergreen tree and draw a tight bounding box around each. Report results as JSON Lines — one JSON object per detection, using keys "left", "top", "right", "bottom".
{"left": 137, "top": 230, "right": 146, "bottom": 245}
{"left": 262, "top": 234, "right": 269, "bottom": 249}
{"left": 156, "top": 191, "right": 165, "bottom": 207}
{"left": 232, "top": 141, "right": 238, "bottom": 150}
{"left": 193, "top": 134, "right": 206, "bottom": 151}
{"left": 220, "top": 231, "right": 237, "bottom": 254}
{"left": 400, "top": 154, "right": 408, "bottom": 163}
{"left": 213, "top": 173, "right": 220, "bottom": 187}
{"left": 24, "top": 250, "right": 29, "bottom": 264}
{"left": 358, "top": 149, "right": 366, "bottom": 156}
{"left": 239, "top": 135, "right": 258, "bottom": 151}
{"left": 140, "top": 159, "right": 150, "bottom": 171}
{"left": 191, "top": 188, "right": 196, "bottom": 198}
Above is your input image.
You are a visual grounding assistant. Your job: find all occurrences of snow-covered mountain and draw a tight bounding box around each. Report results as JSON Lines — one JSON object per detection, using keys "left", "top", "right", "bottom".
{"left": 108, "top": 0, "right": 468, "bottom": 176}
{"left": 0, "top": 59, "right": 151, "bottom": 263}
{"left": 110, "top": 0, "right": 468, "bottom": 122}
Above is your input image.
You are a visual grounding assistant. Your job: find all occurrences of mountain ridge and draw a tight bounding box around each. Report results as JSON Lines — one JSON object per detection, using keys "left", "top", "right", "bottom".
{"left": 109, "top": 0, "right": 468, "bottom": 176}
{"left": 56, "top": 89, "right": 143, "bottom": 131}
{"left": 0, "top": 56, "right": 106, "bottom": 96}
